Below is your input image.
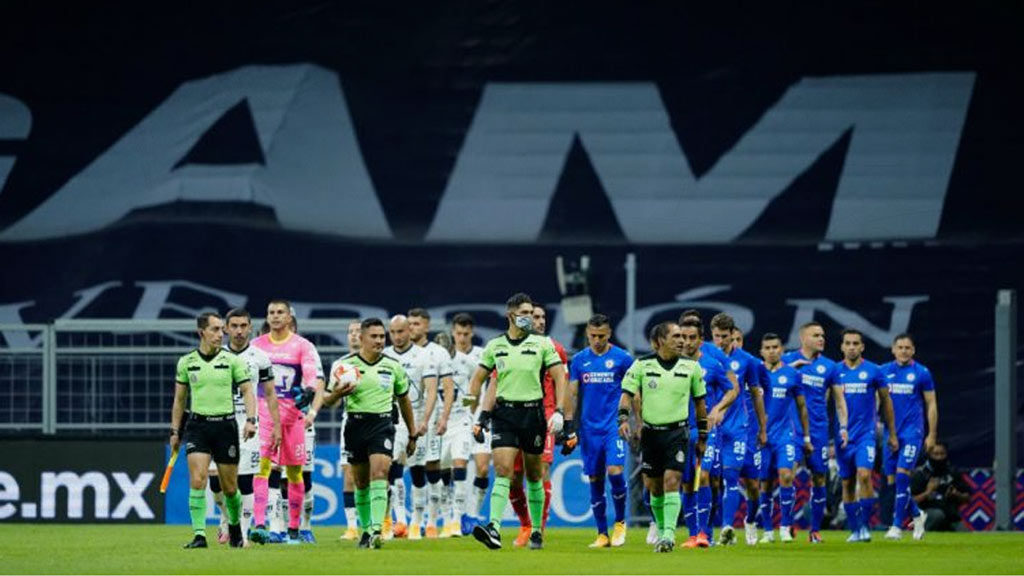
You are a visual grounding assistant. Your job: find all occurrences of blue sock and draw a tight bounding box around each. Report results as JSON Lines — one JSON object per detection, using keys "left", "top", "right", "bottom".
{"left": 759, "top": 491, "right": 773, "bottom": 530}
{"left": 843, "top": 501, "right": 860, "bottom": 532}
{"left": 608, "top": 473, "right": 627, "bottom": 524}
{"left": 894, "top": 472, "right": 910, "bottom": 527}
{"left": 589, "top": 478, "right": 608, "bottom": 535}
{"left": 745, "top": 490, "right": 758, "bottom": 524}
{"left": 907, "top": 489, "right": 921, "bottom": 518}
{"left": 683, "top": 491, "right": 698, "bottom": 536}
{"left": 860, "top": 497, "right": 876, "bottom": 530}
{"left": 811, "top": 485, "right": 826, "bottom": 531}
{"left": 780, "top": 486, "right": 795, "bottom": 527}
{"left": 711, "top": 483, "right": 722, "bottom": 536}
{"left": 722, "top": 468, "right": 741, "bottom": 531}
{"left": 697, "top": 486, "right": 712, "bottom": 535}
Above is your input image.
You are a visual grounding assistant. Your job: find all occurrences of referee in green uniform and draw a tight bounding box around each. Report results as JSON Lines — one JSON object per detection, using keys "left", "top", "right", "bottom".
{"left": 467, "top": 292, "right": 568, "bottom": 550}
{"left": 170, "top": 312, "right": 268, "bottom": 549}
{"left": 324, "top": 317, "right": 418, "bottom": 549}
{"left": 618, "top": 321, "right": 708, "bottom": 553}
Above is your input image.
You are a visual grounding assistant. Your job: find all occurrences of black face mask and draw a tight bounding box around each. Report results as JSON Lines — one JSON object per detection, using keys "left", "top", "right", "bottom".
{"left": 929, "top": 458, "right": 948, "bottom": 474}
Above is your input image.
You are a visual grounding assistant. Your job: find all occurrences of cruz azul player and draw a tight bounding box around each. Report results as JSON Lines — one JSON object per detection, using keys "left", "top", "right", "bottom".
{"left": 563, "top": 314, "right": 634, "bottom": 548}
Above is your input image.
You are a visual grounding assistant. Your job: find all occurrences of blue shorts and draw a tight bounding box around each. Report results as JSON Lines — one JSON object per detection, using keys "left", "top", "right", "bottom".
{"left": 715, "top": 428, "right": 746, "bottom": 470}
{"left": 837, "top": 434, "right": 876, "bottom": 479}
{"left": 580, "top": 428, "right": 627, "bottom": 477}
{"left": 741, "top": 431, "right": 761, "bottom": 479}
{"left": 795, "top": 435, "right": 829, "bottom": 475}
{"left": 700, "top": 429, "right": 723, "bottom": 477}
{"left": 884, "top": 436, "right": 922, "bottom": 476}
{"left": 758, "top": 440, "right": 797, "bottom": 481}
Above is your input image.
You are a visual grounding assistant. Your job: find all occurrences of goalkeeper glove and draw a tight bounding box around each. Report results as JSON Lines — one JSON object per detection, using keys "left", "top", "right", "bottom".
{"left": 291, "top": 386, "right": 316, "bottom": 411}
{"left": 560, "top": 419, "right": 578, "bottom": 455}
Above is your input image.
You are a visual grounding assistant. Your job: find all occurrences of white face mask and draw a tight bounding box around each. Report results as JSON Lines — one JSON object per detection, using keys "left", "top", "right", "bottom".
{"left": 513, "top": 314, "right": 533, "bottom": 331}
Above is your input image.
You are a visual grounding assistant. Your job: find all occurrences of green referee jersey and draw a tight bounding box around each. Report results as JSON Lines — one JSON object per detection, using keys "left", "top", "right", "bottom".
{"left": 621, "top": 353, "right": 706, "bottom": 426}
{"left": 479, "top": 333, "right": 562, "bottom": 402}
{"left": 176, "top": 349, "right": 250, "bottom": 416}
{"left": 340, "top": 352, "right": 410, "bottom": 414}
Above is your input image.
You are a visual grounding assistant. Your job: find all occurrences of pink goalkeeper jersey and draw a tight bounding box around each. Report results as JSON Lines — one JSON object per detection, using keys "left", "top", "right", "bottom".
{"left": 251, "top": 332, "right": 320, "bottom": 405}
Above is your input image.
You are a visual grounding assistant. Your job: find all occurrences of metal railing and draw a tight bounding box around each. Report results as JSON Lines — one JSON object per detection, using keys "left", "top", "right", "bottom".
{"left": 0, "top": 319, "right": 355, "bottom": 437}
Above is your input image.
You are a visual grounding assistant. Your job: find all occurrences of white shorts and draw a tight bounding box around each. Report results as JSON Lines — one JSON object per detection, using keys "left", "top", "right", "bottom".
{"left": 441, "top": 411, "right": 474, "bottom": 466}
{"left": 338, "top": 411, "right": 349, "bottom": 467}
{"left": 303, "top": 424, "right": 316, "bottom": 473}
{"left": 208, "top": 412, "right": 260, "bottom": 476}
{"left": 394, "top": 412, "right": 442, "bottom": 466}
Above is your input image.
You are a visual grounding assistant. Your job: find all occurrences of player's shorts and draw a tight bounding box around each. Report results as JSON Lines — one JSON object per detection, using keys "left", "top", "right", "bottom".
{"left": 394, "top": 411, "right": 442, "bottom": 466}
{"left": 795, "top": 433, "right": 829, "bottom": 475}
{"left": 837, "top": 433, "right": 876, "bottom": 479}
{"left": 208, "top": 412, "right": 260, "bottom": 474}
{"left": 185, "top": 414, "right": 240, "bottom": 464}
{"left": 580, "top": 427, "right": 627, "bottom": 477}
{"left": 338, "top": 411, "right": 349, "bottom": 467}
{"left": 884, "top": 435, "right": 922, "bottom": 476}
{"left": 491, "top": 400, "right": 546, "bottom": 455}
{"left": 441, "top": 410, "right": 474, "bottom": 466}
{"left": 700, "top": 428, "right": 722, "bottom": 476}
{"left": 758, "top": 440, "right": 797, "bottom": 481}
{"left": 639, "top": 421, "right": 689, "bottom": 477}
{"left": 259, "top": 400, "right": 305, "bottom": 466}
{"left": 303, "top": 424, "right": 316, "bottom": 473}
{"left": 344, "top": 412, "right": 395, "bottom": 464}
{"left": 741, "top": 430, "right": 761, "bottom": 479}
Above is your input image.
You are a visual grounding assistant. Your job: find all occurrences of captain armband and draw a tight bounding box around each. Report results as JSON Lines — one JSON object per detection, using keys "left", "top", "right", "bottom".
{"left": 617, "top": 408, "right": 630, "bottom": 424}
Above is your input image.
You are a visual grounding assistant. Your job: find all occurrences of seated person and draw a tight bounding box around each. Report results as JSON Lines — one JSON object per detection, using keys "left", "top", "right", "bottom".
{"left": 910, "top": 442, "right": 970, "bottom": 531}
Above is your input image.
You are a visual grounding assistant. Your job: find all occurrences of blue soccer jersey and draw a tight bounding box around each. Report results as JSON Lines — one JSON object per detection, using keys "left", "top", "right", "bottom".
{"left": 763, "top": 364, "right": 804, "bottom": 442}
{"left": 781, "top": 350, "right": 839, "bottom": 443}
{"left": 720, "top": 347, "right": 760, "bottom": 435}
{"left": 880, "top": 360, "right": 935, "bottom": 439}
{"left": 835, "top": 359, "right": 886, "bottom": 443}
{"left": 570, "top": 345, "right": 634, "bottom": 434}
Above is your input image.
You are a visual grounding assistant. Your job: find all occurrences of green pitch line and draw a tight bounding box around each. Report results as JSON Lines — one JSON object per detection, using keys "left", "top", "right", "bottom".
{"left": 1, "top": 526, "right": 1021, "bottom": 575}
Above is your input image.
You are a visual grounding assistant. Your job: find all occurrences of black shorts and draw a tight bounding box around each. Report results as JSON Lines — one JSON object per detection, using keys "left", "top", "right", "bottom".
{"left": 639, "top": 423, "right": 689, "bottom": 477}
{"left": 344, "top": 412, "right": 395, "bottom": 464}
{"left": 185, "top": 416, "right": 240, "bottom": 464}
{"left": 491, "top": 400, "right": 546, "bottom": 455}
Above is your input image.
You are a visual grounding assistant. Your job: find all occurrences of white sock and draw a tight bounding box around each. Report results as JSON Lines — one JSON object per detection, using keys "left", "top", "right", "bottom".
{"left": 301, "top": 486, "right": 313, "bottom": 531}
{"left": 345, "top": 506, "right": 358, "bottom": 530}
{"left": 454, "top": 471, "right": 468, "bottom": 524}
{"left": 392, "top": 479, "right": 407, "bottom": 524}
{"left": 241, "top": 493, "right": 254, "bottom": 538}
{"left": 211, "top": 489, "right": 227, "bottom": 529}
{"left": 427, "top": 480, "right": 443, "bottom": 528}
{"left": 412, "top": 485, "right": 426, "bottom": 526}
{"left": 440, "top": 478, "right": 452, "bottom": 525}
{"left": 473, "top": 482, "right": 488, "bottom": 518}
{"left": 268, "top": 488, "right": 285, "bottom": 533}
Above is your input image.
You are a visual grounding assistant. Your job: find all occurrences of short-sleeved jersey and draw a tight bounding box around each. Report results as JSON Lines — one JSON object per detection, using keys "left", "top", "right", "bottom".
{"left": 622, "top": 354, "right": 706, "bottom": 426}
{"left": 337, "top": 353, "right": 410, "bottom": 414}
{"left": 543, "top": 338, "right": 569, "bottom": 415}
{"left": 176, "top": 349, "right": 250, "bottom": 416}
{"left": 781, "top": 350, "right": 840, "bottom": 439}
{"left": 251, "top": 332, "right": 321, "bottom": 402}
{"left": 450, "top": 346, "right": 483, "bottom": 417}
{"left": 687, "top": 350, "right": 733, "bottom": 430}
{"left": 384, "top": 344, "right": 437, "bottom": 415}
{"left": 720, "top": 347, "right": 760, "bottom": 434}
{"left": 419, "top": 341, "right": 455, "bottom": 419}
{"left": 763, "top": 363, "right": 804, "bottom": 442}
{"left": 569, "top": 345, "right": 634, "bottom": 434}
{"left": 836, "top": 359, "right": 887, "bottom": 442}
{"left": 479, "top": 333, "right": 562, "bottom": 402}
{"left": 880, "top": 360, "right": 935, "bottom": 438}
{"left": 224, "top": 344, "right": 274, "bottom": 417}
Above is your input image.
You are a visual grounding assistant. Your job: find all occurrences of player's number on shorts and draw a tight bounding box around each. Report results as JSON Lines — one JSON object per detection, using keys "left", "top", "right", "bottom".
{"left": 785, "top": 445, "right": 795, "bottom": 459}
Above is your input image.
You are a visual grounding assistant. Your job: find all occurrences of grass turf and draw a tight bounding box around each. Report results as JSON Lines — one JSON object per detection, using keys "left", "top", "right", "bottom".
{"left": 1, "top": 525, "right": 1022, "bottom": 574}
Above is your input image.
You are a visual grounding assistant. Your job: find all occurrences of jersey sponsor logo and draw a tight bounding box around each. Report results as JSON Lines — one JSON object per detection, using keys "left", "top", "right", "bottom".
{"left": 772, "top": 387, "right": 788, "bottom": 399}
{"left": 581, "top": 372, "right": 616, "bottom": 384}
{"left": 890, "top": 383, "right": 916, "bottom": 395}
{"left": 844, "top": 382, "right": 868, "bottom": 394}
{"left": 803, "top": 375, "right": 825, "bottom": 388}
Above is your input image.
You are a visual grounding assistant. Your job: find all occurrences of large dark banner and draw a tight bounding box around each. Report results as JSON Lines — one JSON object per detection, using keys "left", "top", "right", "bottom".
{"left": 0, "top": 439, "right": 164, "bottom": 523}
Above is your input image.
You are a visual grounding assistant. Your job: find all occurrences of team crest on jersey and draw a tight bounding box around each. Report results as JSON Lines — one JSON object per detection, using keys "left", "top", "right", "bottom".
{"left": 730, "top": 361, "right": 740, "bottom": 371}
{"left": 859, "top": 371, "right": 868, "bottom": 380}
{"left": 605, "top": 359, "right": 615, "bottom": 369}
{"left": 189, "top": 373, "right": 198, "bottom": 384}
{"left": 496, "top": 359, "right": 505, "bottom": 371}
{"left": 647, "top": 379, "right": 658, "bottom": 390}
{"left": 816, "top": 365, "right": 826, "bottom": 374}
{"left": 779, "top": 376, "right": 788, "bottom": 384}
{"left": 907, "top": 373, "right": 916, "bottom": 382}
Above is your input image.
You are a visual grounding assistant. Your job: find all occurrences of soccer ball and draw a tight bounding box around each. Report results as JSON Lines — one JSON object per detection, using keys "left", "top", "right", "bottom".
{"left": 327, "top": 362, "right": 361, "bottom": 393}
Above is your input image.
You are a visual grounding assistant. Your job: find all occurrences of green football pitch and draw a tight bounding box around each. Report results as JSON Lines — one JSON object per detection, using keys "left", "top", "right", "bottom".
{"left": 1, "top": 526, "right": 1022, "bottom": 574}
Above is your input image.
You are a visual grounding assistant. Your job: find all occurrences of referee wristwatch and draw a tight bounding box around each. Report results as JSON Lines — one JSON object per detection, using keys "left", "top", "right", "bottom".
{"left": 169, "top": 428, "right": 179, "bottom": 437}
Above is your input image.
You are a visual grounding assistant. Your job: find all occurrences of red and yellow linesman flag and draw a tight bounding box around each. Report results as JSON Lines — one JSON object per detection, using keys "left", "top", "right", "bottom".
{"left": 693, "top": 459, "right": 702, "bottom": 494}
{"left": 159, "top": 449, "right": 179, "bottom": 494}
